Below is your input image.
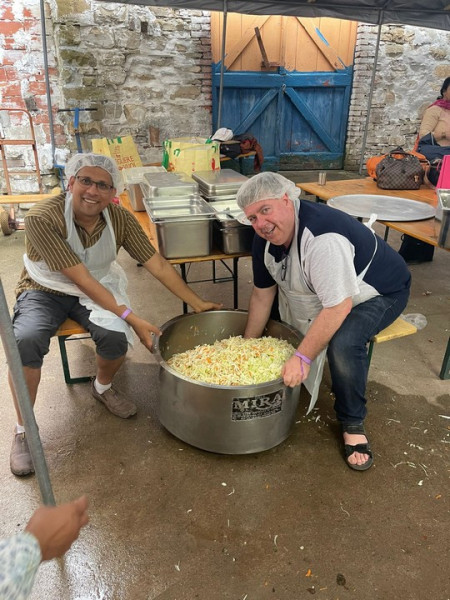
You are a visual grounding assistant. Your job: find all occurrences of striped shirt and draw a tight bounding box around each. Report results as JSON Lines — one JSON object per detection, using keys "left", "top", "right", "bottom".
{"left": 16, "top": 193, "right": 156, "bottom": 297}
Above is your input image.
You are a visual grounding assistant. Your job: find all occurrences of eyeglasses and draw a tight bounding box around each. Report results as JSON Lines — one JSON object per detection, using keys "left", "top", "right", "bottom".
{"left": 281, "top": 252, "right": 288, "bottom": 281}
{"left": 75, "top": 176, "right": 114, "bottom": 193}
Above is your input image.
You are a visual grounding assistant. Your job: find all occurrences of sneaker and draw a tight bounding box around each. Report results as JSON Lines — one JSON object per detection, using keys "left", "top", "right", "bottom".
{"left": 10, "top": 432, "right": 35, "bottom": 476}
{"left": 91, "top": 380, "right": 137, "bottom": 419}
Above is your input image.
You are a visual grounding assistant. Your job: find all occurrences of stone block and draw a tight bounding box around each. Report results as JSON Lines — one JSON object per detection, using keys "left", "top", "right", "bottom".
{"left": 57, "top": 24, "right": 81, "bottom": 46}
{"left": 59, "top": 49, "right": 96, "bottom": 67}
{"left": 56, "top": 0, "right": 91, "bottom": 19}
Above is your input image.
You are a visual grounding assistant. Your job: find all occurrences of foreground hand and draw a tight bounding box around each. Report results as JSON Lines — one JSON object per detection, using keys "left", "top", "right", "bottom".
{"left": 128, "top": 315, "right": 162, "bottom": 351}
{"left": 25, "top": 496, "right": 89, "bottom": 561}
{"left": 282, "top": 355, "right": 310, "bottom": 387}
{"left": 192, "top": 299, "right": 223, "bottom": 313}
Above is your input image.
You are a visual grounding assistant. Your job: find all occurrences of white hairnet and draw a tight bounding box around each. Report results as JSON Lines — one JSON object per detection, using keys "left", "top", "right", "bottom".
{"left": 236, "top": 172, "right": 300, "bottom": 210}
{"left": 65, "top": 153, "right": 124, "bottom": 194}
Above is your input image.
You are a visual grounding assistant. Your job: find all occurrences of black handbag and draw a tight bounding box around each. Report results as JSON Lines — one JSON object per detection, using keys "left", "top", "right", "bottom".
{"left": 375, "top": 148, "right": 424, "bottom": 190}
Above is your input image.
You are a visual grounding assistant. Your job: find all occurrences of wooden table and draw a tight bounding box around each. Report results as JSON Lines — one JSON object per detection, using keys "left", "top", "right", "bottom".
{"left": 120, "top": 193, "right": 251, "bottom": 312}
{"left": 296, "top": 178, "right": 445, "bottom": 247}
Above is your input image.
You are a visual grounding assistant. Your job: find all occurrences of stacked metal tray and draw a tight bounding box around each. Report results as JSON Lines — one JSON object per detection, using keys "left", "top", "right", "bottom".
{"left": 209, "top": 198, "right": 254, "bottom": 254}
{"left": 144, "top": 196, "right": 216, "bottom": 259}
{"left": 192, "top": 169, "right": 248, "bottom": 200}
{"left": 142, "top": 172, "right": 199, "bottom": 199}
{"left": 122, "top": 166, "right": 167, "bottom": 211}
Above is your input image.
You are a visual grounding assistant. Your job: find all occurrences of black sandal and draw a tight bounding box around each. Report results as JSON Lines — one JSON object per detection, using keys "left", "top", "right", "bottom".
{"left": 342, "top": 423, "right": 373, "bottom": 471}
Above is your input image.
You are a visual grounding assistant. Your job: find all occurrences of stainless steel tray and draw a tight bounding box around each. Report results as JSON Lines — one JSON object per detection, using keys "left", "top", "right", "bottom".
{"left": 122, "top": 166, "right": 166, "bottom": 185}
{"left": 210, "top": 199, "right": 245, "bottom": 227}
{"left": 199, "top": 186, "right": 241, "bottom": 197}
{"left": 193, "top": 169, "right": 248, "bottom": 186}
{"left": 328, "top": 194, "right": 436, "bottom": 221}
{"left": 142, "top": 172, "right": 198, "bottom": 197}
{"left": 203, "top": 194, "right": 238, "bottom": 203}
{"left": 144, "top": 196, "right": 215, "bottom": 222}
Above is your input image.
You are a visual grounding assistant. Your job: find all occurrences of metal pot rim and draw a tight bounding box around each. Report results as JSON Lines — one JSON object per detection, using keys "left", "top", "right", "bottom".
{"left": 154, "top": 309, "right": 301, "bottom": 390}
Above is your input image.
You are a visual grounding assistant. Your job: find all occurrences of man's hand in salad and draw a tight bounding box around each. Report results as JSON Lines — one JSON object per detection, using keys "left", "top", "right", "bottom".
{"left": 282, "top": 354, "right": 310, "bottom": 387}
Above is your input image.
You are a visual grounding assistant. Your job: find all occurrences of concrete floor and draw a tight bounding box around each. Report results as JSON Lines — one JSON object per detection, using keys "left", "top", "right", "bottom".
{"left": 0, "top": 172, "right": 449, "bottom": 600}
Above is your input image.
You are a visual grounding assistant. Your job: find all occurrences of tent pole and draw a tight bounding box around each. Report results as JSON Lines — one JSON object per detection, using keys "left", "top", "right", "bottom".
{"left": 217, "top": 0, "right": 228, "bottom": 129}
{"left": 0, "top": 279, "right": 55, "bottom": 506}
{"left": 358, "top": 24, "right": 382, "bottom": 174}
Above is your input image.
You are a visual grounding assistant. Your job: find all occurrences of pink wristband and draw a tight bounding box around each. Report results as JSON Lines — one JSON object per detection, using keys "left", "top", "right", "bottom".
{"left": 294, "top": 351, "right": 312, "bottom": 365}
{"left": 120, "top": 308, "right": 132, "bottom": 320}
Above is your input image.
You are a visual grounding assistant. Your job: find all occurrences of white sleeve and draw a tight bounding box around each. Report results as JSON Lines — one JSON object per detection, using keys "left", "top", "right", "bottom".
{"left": 0, "top": 532, "right": 41, "bottom": 600}
{"left": 302, "top": 231, "right": 360, "bottom": 308}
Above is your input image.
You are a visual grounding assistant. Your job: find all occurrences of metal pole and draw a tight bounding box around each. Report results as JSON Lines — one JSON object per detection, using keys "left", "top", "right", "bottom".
{"left": 217, "top": 0, "right": 228, "bottom": 129}
{"left": 40, "top": 0, "right": 57, "bottom": 167}
{"left": 0, "top": 279, "right": 55, "bottom": 506}
{"left": 358, "top": 24, "right": 382, "bottom": 175}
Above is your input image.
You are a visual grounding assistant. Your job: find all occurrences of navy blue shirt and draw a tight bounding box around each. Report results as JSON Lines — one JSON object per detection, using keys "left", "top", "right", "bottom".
{"left": 252, "top": 199, "right": 411, "bottom": 299}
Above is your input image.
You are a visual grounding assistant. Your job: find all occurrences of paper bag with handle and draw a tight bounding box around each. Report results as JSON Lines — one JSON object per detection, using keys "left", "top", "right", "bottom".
{"left": 91, "top": 136, "right": 142, "bottom": 169}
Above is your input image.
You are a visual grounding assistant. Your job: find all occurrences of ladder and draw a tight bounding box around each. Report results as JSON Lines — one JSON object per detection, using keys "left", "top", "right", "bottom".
{"left": 0, "top": 108, "right": 43, "bottom": 194}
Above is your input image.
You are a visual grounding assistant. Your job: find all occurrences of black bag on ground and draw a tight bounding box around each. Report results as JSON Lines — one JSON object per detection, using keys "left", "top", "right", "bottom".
{"left": 398, "top": 234, "right": 434, "bottom": 263}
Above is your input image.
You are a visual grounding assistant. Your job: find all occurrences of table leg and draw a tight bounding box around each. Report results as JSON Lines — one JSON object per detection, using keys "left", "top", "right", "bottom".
{"left": 180, "top": 263, "right": 188, "bottom": 314}
{"left": 384, "top": 226, "right": 390, "bottom": 241}
{"left": 233, "top": 257, "right": 239, "bottom": 308}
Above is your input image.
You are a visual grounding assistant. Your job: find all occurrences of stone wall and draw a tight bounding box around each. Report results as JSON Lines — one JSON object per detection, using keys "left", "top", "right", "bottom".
{"left": 1, "top": 0, "right": 212, "bottom": 191}
{"left": 345, "top": 24, "right": 450, "bottom": 171}
{"left": 1, "top": 1, "right": 450, "bottom": 191}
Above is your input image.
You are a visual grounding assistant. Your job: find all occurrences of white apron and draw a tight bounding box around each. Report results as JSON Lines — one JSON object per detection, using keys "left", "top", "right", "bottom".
{"left": 265, "top": 201, "right": 377, "bottom": 414}
{"left": 23, "top": 194, "right": 134, "bottom": 346}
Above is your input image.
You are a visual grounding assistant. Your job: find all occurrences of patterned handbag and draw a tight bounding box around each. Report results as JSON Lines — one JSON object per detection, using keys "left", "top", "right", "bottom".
{"left": 375, "top": 149, "right": 424, "bottom": 190}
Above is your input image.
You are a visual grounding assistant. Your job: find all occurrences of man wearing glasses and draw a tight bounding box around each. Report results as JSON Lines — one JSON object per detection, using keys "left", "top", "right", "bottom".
{"left": 237, "top": 172, "right": 411, "bottom": 471}
{"left": 8, "top": 153, "right": 221, "bottom": 477}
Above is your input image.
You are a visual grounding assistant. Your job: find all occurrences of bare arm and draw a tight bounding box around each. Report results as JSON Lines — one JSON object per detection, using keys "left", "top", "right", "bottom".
{"left": 282, "top": 297, "right": 353, "bottom": 387}
{"left": 142, "top": 252, "right": 222, "bottom": 313}
{"left": 244, "top": 285, "right": 277, "bottom": 338}
{"left": 419, "top": 106, "right": 439, "bottom": 139}
{"left": 25, "top": 496, "right": 89, "bottom": 562}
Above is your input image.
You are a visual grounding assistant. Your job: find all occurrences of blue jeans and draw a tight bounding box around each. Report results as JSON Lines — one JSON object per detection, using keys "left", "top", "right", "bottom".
{"left": 327, "top": 292, "right": 409, "bottom": 424}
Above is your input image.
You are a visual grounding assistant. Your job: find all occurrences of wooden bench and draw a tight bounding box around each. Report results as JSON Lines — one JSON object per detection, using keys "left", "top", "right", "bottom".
{"left": 55, "top": 319, "right": 92, "bottom": 384}
{"left": 367, "top": 317, "right": 417, "bottom": 366}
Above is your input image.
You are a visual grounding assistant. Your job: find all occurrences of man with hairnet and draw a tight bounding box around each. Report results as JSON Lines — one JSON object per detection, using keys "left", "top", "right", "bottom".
{"left": 236, "top": 172, "right": 411, "bottom": 471}
{"left": 8, "top": 153, "right": 221, "bottom": 477}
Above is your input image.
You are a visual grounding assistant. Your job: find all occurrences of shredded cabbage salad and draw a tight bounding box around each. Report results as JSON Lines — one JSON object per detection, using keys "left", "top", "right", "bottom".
{"left": 167, "top": 335, "right": 296, "bottom": 386}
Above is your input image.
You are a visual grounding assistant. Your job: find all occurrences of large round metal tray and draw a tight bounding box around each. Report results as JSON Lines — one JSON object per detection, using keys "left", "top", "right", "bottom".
{"left": 328, "top": 194, "right": 436, "bottom": 221}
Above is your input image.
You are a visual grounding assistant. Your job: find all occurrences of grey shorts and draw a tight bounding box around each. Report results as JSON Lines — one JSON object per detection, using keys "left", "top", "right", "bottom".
{"left": 12, "top": 291, "right": 128, "bottom": 368}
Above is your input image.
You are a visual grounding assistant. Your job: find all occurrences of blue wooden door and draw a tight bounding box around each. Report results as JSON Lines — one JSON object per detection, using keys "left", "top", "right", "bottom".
{"left": 212, "top": 67, "right": 353, "bottom": 171}
{"left": 211, "top": 15, "right": 356, "bottom": 171}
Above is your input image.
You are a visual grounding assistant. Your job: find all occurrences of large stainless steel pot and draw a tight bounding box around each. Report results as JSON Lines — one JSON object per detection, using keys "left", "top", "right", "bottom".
{"left": 155, "top": 310, "right": 303, "bottom": 454}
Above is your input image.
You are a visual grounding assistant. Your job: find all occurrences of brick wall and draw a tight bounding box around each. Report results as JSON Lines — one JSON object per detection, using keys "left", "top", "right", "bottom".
{"left": 0, "top": 0, "right": 61, "bottom": 191}
{"left": 1, "top": 0, "right": 213, "bottom": 192}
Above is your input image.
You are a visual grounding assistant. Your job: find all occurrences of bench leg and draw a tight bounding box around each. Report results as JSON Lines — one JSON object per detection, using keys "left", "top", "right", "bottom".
{"left": 58, "top": 335, "right": 92, "bottom": 384}
{"left": 439, "top": 337, "right": 450, "bottom": 380}
{"left": 367, "top": 340, "right": 375, "bottom": 366}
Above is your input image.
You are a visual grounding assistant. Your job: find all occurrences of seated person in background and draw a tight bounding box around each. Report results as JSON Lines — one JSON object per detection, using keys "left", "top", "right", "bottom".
{"left": 418, "top": 76, "right": 450, "bottom": 184}
{"left": 0, "top": 496, "right": 89, "bottom": 600}
{"left": 236, "top": 173, "right": 411, "bottom": 472}
{"left": 8, "top": 153, "right": 222, "bottom": 477}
